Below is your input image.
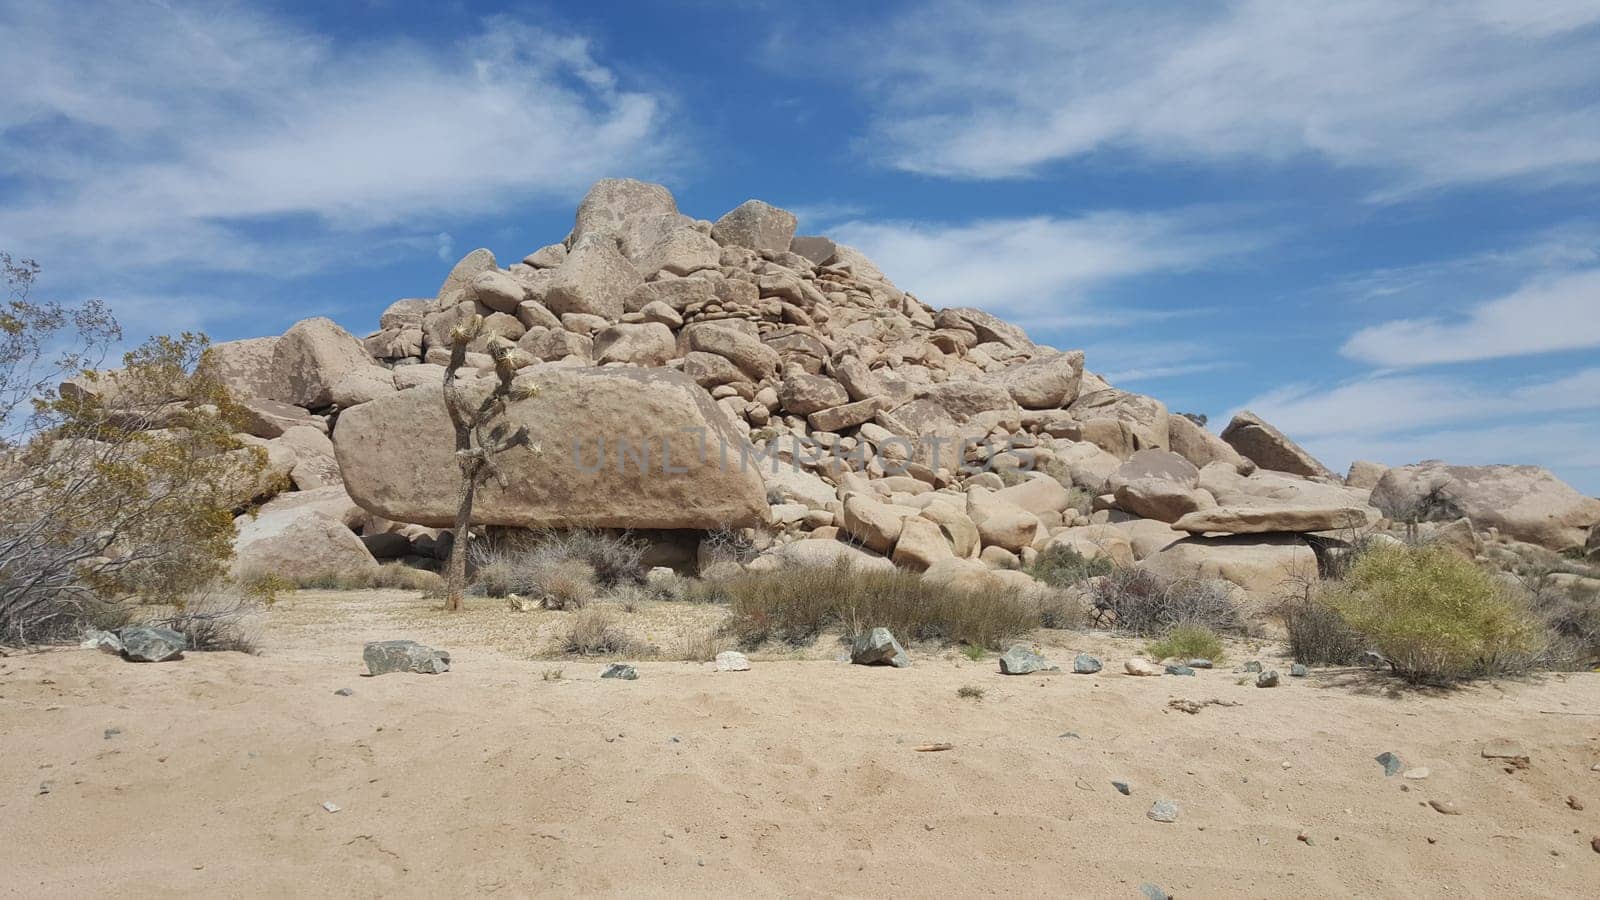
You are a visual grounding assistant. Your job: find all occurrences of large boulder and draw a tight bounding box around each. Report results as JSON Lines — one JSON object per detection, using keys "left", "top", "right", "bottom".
{"left": 841, "top": 494, "right": 917, "bottom": 554}
{"left": 1069, "top": 388, "right": 1169, "bottom": 458}
{"left": 333, "top": 367, "right": 770, "bottom": 530}
{"left": 593, "top": 323, "right": 676, "bottom": 367}
{"left": 679, "top": 323, "right": 780, "bottom": 381}
{"left": 275, "top": 425, "right": 342, "bottom": 490}
{"left": 635, "top": 227, "right": 720, "bottom": 278}
{"left": 437, "top": 248, "right": 496, "bottom": 306}
{"left": 569, "top": 178, "right": 683, "bottom": 259}
{"left": 198, "top": 337, "right": 285, "bottom": 401}
{"left": 271, "top": 318, "right": 377, "bottom": 409}
{"left": 1167, "top": 414, "right": 1255, "bottom": 475}
{"left": 892, "top": 514, "right": 956, "bottom": 571}
{"left": 778, "top": 373, "right": 850, "bottom": 416}
{"left": 1370, "top": 463, "right": 1600, "bottom": 553}
{"left": 746, "top": 539, "right": 895, "bottom": 574}
{"left": 935, "top": 308, "right": 1032, "bottom": 351}
{"left": 981, "top": 350, "right": 1085, "bottom": 409}
{"left": 544, "top": 233, "right": 643, "bottom": 320}
{"left": 231, "top": 506, "right": 378, "bottom": 580}
{"left": 1107, "top": 450, "right": 1206, "bottom": 523}
{"left": 1138, "top": 534, "right": 1317, "bottom": 596}
{"left": 711, "top": 200, "right": 798, "bottom": 252}
{"left": 1221, "top": 411, "right": 1334, "bottom": 479}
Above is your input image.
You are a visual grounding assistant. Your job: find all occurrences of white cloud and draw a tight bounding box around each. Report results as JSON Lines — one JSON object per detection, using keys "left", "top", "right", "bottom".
{"left": 1341, "top": 267, "right": 1600, "bottom": 366}
{"left": 829, "top": 211, "right": 1258, "bottom": 323}
{"left": 843, "top": 0, "right": 1600, "bottom": 188}
{"left": 0, "top": 1, "right": 675, "bottom": 277}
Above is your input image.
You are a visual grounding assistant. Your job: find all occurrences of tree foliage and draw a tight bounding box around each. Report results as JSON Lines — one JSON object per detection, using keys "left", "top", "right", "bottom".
{"left": 0, "top": 252, "right": 268, "bottom": 644}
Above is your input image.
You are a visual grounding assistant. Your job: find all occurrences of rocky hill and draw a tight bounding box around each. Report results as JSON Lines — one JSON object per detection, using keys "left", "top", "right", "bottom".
{"left": 145, "top": 178, "right": 1599, "bottom": 596}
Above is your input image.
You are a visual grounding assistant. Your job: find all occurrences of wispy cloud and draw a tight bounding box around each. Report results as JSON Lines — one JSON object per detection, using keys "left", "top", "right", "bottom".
{"left": 839, "top": 0, "right": 1600, "bottom": 189}
{"left": 0, "top": 1, "right": 676, "bottom": 279}
{"left": 1341, "top": 267, "right": 1600, "bottom": 366}
{"left": 829, "top": 211, "right": 1261, "bottom": 323}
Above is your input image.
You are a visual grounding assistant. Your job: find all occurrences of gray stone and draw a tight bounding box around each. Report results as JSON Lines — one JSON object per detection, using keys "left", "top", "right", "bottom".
{"left": 1241, "top": 660, "right": 1263, "bottom": 673}
{"left": 1147, "top": 799, "right": 1180, "bottom": 823}
{"left": 998, "top": 645, "right": 1054, "bottom": 675}
{"left": 545, "top": 233, "right": 643, "bottom": 320}
{"left": 1289, "top": 663, "right": 1309, "bottom": 677}
{"left": 1256, "top": 670, "right": 1280, "bottom": 688}
{"left": 1164, "top": 664, "right": 1196, "bottom": 676}
{"left": 1188, "top": 658, "right": 1214, "bottom": 669}
{"left": 789, "top": 235, "right": 837, "bottom": 264}
{"left": 363, "top": 640, "right": 450, "bottom": 676}
{"left": 1112, "top": 781, "right": 1131, "bottom": 795}
{"left": 851, "top": 628, "right": 910, "bottom": 668}
{"left": 117, "top": 626, "right": 186, "bottom": 662}
{"left": 1140, "top": 885, "right": 1171, "bottom": 900}
{"left": 334, "top": 688, "right": 353, "bottom": 697}
{"left": 1072, "top": 653, "right": 1102, "bottom": 674}
{"left": 1375, "top": 752, "right": 1404, "bottom": 777}
{"left": 1221, "top": 411, "right": 1334, "bottom": 479}
{"left": 601, "top": 663, "right": 638, "bottom": 680}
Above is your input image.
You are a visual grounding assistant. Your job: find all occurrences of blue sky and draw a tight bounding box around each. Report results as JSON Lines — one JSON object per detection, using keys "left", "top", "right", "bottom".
{"left": 2, "top": 0, "right": 1598, "bottom": 492}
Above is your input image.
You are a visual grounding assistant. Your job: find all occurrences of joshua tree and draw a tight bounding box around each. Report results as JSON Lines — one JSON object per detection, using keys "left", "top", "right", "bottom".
{"left": 441, "top": 315, "right": 538, "bottom": 611}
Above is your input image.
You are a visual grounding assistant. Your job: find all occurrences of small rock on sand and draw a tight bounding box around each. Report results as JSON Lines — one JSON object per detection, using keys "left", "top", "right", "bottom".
{"left": 1124, "top": 658, "right": 1164, "bottom": 676}
{"left": 851, "top": 628, "right": 910, "bottom": 668}
{"left": 1289, "top": 663, "right": 1309, "bottom": 677}
{"left": 714, "top": 651, "right": 750, "bottom": 672}
{"left": 1376, "top": 752, "right": 1404, "bottom": 776}
{"left": 1256, "top": 670, "right": 1280, "bottom": 688}
{"left": 363, "top": 640, "right": 450, "bottom": 676}
{"left": 118, "top": 627, "right": 187, "bottom": 663}
{"left": 1188, "top": 658, "right": 1213, "bottom": 669}
{"left": 1147, "top": 799, "right": 1180, "bottom": 823}
{"left": 1403, "top": 767, "right": 1430, "bottom": 780}
{"left": 1112, "top": 781, "right": 1131, "bottom": 795}
{"left": 1165, "top": 664, "right": 1196, "bottom": 676}
{"left": 1140, "top": 884, "right": 1170, "bottom": 900}
{"left": 998, "top": 645, "right": 1054, "bottom": 675}
{"left": 600, "top": 663, "right": 638, "bottom": 680}
{"left": 1072, "top": 654, "right": 1102, "bottom": 674}
{"left": 1428, "top": 799, "right": 1463, "bottom": 816}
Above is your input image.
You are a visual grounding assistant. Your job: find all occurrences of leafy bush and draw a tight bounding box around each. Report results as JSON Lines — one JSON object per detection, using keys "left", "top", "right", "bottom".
{"left": 1, "top": 256, "right": 268, "bottom": 645}
{"left": 560, "top": 606, "right": 633, "bottom": 655}
{"left": 1028, "top": 544, "right": 1114, "bottom": 588}
{"left": 1146, "top": 624, "right": 1224, "bottom": 663}
{"left": 1088, "top": 568, "right": 1242, "bottom": 636}
{"left": 722, "top": 562, "right": 1038, "bottom": 650}
{"left": 1320, "top": 544, "right": 1544, "bottom": 683}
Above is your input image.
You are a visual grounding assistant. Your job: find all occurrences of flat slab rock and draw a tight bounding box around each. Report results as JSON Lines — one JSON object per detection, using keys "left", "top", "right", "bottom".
{"left": 364, "top": 640, "right": 450, "bottom": 675}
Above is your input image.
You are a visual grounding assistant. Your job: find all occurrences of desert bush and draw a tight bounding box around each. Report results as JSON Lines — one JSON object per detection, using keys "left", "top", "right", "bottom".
{"left": 0, "top": 256, "right": 266, "bottom": 645}
{"left": 1036, "top": 588, "right": 1089, "bottom": 629}
{"left": 700, "top": 526, "right": 759, "bottom": 567}
{"left": 469, "top": 529, "right": 640, "bottom": 600}
{"left": 722, "top": 562, "right": 1038, "bottom": 650}
{"left": 141, "top": 584, "right": 268, "bottom": 654}
{"left": 957, "top": 685, "right": 985, "bottom": 700}
{"left": 1088, "top": 568, "right": 1242, "bottom": 636}
{"left": 245, "top": 565, "right": 443, "bottom": 595}
{"left": 1028, "top": 544, "right": 1114, "bottom": 588}
{"left": 1320, "top": 544, "right": 1544, "bottom": 683}
{"left": 1146, "top": 624, "right": 1224, "bottom": 663}
{"left": 672, "top": 624, "right": 734, "bottom": 661}
{"left": 1520, "top": 569, "right": 1600, "bottom": 671}
{"left": 1279, "top": 593, "right": 1365, "bottom": 666}
{"left": 560, "top": 606, "right": 633, "bottom": 655}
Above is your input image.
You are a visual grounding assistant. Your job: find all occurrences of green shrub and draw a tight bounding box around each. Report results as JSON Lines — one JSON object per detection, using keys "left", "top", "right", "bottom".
{"left": 1320, "top": 544, "right": 1544, "bottom": 683}
{"left": 1089, "top": 568, "right": 1242, "bottom": 636}
{"left": 1146, "top": 624, "right": 1224, "bottom": 663}
{"left": 722, "top": 562, "right": 1038, "bottom": 650}
{"left": 1027, "top": 544, "right": 1113, "bottom": 588}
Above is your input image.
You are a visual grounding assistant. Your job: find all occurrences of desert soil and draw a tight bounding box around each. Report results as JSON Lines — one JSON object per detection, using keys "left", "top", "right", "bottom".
{"left": 2, "top": 590, "right": 1598, "bottom": 898}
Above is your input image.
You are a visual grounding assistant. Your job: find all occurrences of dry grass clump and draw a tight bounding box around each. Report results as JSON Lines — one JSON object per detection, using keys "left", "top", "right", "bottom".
{"left": 1088, "top": 568, "right": 1242, "bottom": 637}
{"left": 470, "top": 529, "right": 642, "bottom": 602}
{"left": 1280, "top": 592, "right": 1366, "bottom": 665}
{"left": 141, "top": 584, "right": 266, "bottom": 654}
{"left": 720, "top": 561, "right": 1038, "bottom": 650}
{"left": 672, "top": 624, "right": 735, "bottom": 662}
{"left": 957, "top": 685, "right": 986, "bottom": 701}
{"left": 559, "top": 606, "right": 635, "bottom": 655}
{"left": 1525, "top": 575, "right": 1600, "bottom": 670}
{"left": 1317, "top": 544, "right": 1544, "bottom": 683}
{"left": 1146, "top": 624, "right": 1224, "bottom": 663}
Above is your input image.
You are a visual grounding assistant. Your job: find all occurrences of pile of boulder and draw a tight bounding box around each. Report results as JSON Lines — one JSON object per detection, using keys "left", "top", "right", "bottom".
{"left": 109, "top": 178, "right": 1597, "bottom": 599}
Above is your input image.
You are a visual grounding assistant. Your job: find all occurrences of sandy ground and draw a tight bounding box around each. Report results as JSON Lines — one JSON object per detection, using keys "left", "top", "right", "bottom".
{"left": 2, "top": 590, "right": 1598, "bottom": 899}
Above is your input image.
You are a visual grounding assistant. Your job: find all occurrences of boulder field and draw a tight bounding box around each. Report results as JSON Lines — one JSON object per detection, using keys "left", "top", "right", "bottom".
{"left": 158, "top": 177, "right": 1597, "bottom": 587}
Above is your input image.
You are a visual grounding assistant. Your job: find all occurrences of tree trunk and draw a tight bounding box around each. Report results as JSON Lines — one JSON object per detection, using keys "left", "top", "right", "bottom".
{"left": 443, "top": 461, "right": 480, "bottom": 612}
